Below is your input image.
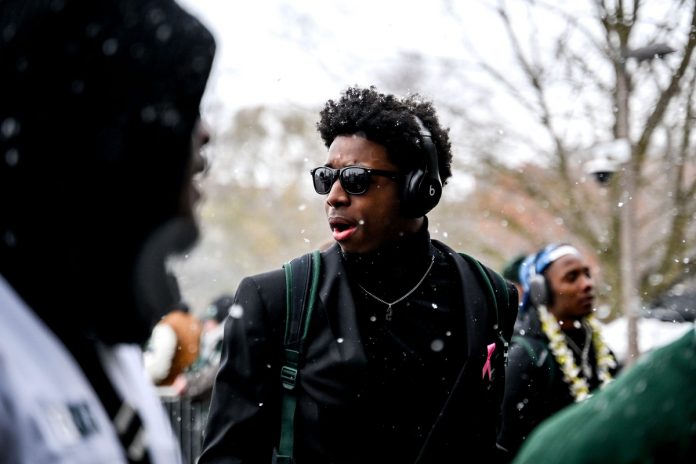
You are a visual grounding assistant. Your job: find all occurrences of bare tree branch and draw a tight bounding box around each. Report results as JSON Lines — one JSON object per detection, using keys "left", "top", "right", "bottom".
{"left": 635, "top": 4, "right": 696, "bottom": 167}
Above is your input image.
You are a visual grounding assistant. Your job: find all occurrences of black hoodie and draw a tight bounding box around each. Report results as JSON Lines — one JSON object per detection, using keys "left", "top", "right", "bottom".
{"left": 0, "top": 0, "right": 216, "bottom": 345}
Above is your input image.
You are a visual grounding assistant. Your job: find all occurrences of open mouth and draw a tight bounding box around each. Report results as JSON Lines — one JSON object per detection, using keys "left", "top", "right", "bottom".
{"left": 329, "top": 218, "right": 358, "bottom": 241}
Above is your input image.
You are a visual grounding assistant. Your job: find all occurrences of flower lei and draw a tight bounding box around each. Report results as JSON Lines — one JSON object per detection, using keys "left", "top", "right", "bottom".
{"left": 537, "top": 305, "right": 616, "bottom": 402}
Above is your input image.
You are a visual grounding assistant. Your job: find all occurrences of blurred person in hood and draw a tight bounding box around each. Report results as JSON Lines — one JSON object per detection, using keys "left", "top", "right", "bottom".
{"left": 0, "top": 0, "right": 215, "bottom": 462}
{"left": 200, "top": 86, "right": 518, "bottom": 463}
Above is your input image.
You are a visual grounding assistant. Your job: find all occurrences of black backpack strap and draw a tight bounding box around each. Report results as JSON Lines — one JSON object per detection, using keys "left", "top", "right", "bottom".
{"left": 458, "top": 252, "right": 511, "bottom": 362}
{"left": 276, "top": 250, "right": 321, "bottom": 464}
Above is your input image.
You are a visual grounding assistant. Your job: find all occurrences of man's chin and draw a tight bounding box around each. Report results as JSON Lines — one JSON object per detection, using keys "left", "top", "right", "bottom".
{"left": 579, "top": 307, "right": 594, "bottom": 318}
{"left": 337, "top": 238, "right": 379, "bottom": 255}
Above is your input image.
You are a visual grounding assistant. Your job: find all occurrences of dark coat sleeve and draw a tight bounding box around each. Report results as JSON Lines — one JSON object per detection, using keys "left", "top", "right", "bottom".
{"left": 492, "top": 280, "right": 520, "bottom": 464}
{"left": 198, "top": 271, "right": 285, "bottom": 464}
{"left": 497, "top": 338, "right": 553, "bottom": 460}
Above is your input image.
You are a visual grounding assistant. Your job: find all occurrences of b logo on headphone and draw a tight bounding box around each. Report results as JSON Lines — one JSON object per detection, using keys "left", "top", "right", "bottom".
{"left": 401, "top": 115, "right": 443, "bottom": 217}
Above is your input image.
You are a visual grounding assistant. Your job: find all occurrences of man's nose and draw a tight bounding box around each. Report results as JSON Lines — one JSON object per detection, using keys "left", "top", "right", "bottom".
{"left": 326, "top": 176, "right": 349, "bottom": 207}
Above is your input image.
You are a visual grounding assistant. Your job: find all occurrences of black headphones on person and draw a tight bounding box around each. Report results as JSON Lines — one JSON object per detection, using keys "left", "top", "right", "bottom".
{"left": 529, "top": 272, "right": 554, "bottom": 308}
{"left": 401, "top": 115, "right": 443, "bottom": 218}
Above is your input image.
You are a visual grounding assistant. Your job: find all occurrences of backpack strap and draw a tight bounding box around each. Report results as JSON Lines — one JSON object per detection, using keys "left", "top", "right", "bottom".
{"left": 276, "top": 250, "right": 321, "bottom": 464}
{"left": 458, "top": 252, "right": 511, "bottom": 362}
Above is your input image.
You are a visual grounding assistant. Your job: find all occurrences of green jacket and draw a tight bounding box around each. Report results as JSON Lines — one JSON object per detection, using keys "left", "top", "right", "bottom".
{"left": 513, "top": 326, "right": 696, "bottom": 463}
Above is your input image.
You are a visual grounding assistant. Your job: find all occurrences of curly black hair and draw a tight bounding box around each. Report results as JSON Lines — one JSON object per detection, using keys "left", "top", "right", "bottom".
{"left": 317, "top": 85, "right": 453, "bottom": 185}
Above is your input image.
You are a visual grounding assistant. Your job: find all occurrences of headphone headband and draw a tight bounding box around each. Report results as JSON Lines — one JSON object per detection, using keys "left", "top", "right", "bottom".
{"left": 412, "top": 115, "right": 441, "bottom": 182}
{"left": 398, "top": 115, "right": 443, "bottom": 217}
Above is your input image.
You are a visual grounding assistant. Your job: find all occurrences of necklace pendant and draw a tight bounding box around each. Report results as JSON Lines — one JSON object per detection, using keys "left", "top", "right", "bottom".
{"left": 357, "top": 255, "right": 435, "bottom": 324}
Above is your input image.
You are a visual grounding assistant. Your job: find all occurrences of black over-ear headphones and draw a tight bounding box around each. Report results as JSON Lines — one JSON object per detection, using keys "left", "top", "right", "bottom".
{"left": 401, "top": 115, "right": 443, "bottom": 218}
{"left": 528, "top": 253, "right": 554, "bottom": 308}
{"left": 529, "top": 273, "right": 553, "bottom": 308}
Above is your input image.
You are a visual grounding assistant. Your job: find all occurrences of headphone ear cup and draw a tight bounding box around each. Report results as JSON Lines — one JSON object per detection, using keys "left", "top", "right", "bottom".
{"left": 401, "top": 168, "right": 442, "bottom": 218}
{"left": 402, "top": 116, "right": 443, "bottom": 218}
{"left": 529, "top": 274, "right": 549, "bottom": 307}
{"left": 401, "top": 168, "right": 425, "bottom": 217}
{"left": 421, "top": 177, "right": 442, "bottom": 211}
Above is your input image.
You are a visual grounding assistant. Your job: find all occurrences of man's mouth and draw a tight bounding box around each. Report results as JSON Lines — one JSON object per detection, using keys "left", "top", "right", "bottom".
{"left": 329, "top": 218, "right": 358, "bottom": 241}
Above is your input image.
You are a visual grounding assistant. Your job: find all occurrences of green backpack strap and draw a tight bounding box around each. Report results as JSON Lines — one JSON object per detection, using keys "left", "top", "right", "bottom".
{"left": 458, "top": 252, "right": 511, "bottom": 361}
{"left": 276, "top": 250, "right": 321, "bottom": 464}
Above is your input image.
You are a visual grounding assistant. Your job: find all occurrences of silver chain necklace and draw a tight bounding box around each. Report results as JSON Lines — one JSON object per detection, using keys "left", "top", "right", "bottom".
{"left": 564, "top": 319, "right": 593, "bottom": 379}
{"left": 357, "top": 255, "right": 435, "bottom": 321}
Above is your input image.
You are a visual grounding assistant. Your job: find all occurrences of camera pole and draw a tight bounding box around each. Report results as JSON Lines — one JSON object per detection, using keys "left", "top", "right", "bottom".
{"left": 615, "top": 53, "right": 640, "bottom": 365}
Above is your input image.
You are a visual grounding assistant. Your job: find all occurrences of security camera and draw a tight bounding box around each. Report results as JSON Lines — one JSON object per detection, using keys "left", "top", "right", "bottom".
{"left": 585, "top": 139, "right": 631, "bottom": 185}
{"left": 584, "top": 156, "right": 617, "bottom": 185}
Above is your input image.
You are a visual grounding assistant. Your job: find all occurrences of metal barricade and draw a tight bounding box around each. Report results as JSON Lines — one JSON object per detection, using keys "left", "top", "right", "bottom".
{"left": 160, "top": 395, "right": 209, "bottom": 464}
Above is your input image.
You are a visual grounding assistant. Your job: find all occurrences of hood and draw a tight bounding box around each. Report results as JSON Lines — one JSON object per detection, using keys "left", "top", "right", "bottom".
{"left": 0, "top": 0, "right": 216, "bottom": 344}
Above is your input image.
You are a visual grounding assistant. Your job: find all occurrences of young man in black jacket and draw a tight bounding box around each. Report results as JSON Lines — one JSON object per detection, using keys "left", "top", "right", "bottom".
{"left": 200, "top": 86, "right": 518, "bottom": 463}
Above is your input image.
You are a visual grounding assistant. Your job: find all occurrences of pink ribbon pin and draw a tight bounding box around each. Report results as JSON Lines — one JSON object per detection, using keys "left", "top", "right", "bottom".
{"left": 482, "top": 343, "right": 496, "bottom": 380}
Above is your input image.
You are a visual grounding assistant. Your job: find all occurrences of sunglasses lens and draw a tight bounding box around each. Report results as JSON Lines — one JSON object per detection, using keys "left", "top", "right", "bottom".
{"left": 312, "top": 167, "right": 335, "bottom": 194}
{"left": 340, "top": 167, "right": 370, "bottom": 195}
{"left": 311, "top": 166, "right": 373, "bottom": 195}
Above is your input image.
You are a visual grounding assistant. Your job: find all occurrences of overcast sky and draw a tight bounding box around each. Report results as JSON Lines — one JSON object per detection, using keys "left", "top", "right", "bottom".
{"left": 177, "top": 0, "right": 516, "bottom": 116}
{"left": 175, "top": 0, "right": 677, "bottom": 158}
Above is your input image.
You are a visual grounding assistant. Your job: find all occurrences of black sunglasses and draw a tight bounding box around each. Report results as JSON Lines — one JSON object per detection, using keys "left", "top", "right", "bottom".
{"left": 310, "top": 166, "right": 400, "bottom": 195}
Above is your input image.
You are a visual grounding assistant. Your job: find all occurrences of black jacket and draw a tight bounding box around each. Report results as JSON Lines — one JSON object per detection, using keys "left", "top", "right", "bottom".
{"left": 497, "top": 308, "right": 621, "bottom": 460}
{"left": 200, "top": 232, "right": 517, "bottom": 464}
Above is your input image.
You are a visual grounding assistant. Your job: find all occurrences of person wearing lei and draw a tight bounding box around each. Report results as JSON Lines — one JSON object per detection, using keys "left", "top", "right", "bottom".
{"left": 497, "top": 243, "right": 621, "bottom": 461}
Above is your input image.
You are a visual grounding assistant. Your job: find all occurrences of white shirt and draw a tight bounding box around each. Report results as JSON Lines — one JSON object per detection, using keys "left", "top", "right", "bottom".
{"left": 0, "top": 276, "right": 182, "bottom": 464}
